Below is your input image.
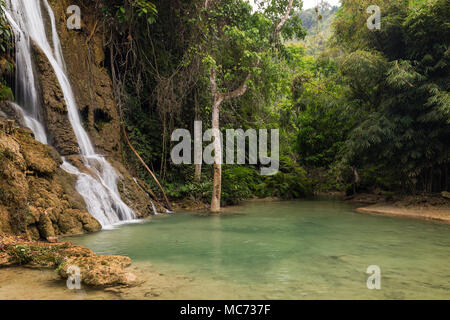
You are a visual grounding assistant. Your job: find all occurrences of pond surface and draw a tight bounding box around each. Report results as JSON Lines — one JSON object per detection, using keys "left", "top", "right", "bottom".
{"left": 67, "top": 200, "right": 450, "bottom": 299}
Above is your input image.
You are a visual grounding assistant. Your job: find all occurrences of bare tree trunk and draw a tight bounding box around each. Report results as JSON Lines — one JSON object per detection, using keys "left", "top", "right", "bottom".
{"left": 209, "top": 67, "right": 247, "bottom": 213}
{"left": 210, "top": 96, "right": 222, "bottom": 213}
{"left": 205, "top": 0, "right": 294, "bottom": 212}
{"left": 195, "top": 164, "right": 202, "bottom": 182}
{"left": 194, "top": 91, "right": 202, "bottom": 182}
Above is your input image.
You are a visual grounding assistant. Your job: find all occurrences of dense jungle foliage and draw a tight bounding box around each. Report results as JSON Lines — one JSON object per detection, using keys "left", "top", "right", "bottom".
{"left": 100, "top": 0, "right": 449, "bottom": 205}
{"left": 2, "top": 0, "right": 449, "bottom": 207}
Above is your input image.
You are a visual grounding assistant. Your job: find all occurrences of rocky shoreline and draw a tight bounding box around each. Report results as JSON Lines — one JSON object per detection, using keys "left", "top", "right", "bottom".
{"left": 0, "top": 234, "right": 137, "bottom": 288}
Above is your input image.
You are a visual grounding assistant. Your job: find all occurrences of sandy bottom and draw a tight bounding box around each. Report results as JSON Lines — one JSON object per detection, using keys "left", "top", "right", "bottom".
{"left": 0, "top": 267, "right": 117, "bottom": 300}
{"left": 356, "top": 204, "right": 450, "bottom": 224}
{"left": 0, "top": 263, "right": 241, "bottom": 300}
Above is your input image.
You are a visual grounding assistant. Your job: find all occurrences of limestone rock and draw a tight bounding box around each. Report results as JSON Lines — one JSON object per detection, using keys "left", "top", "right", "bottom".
{"left": 37, "top": 212, "right": 56, "bottom": 239}
{"left": 47, "top": 236, "right": 58, "bottom": 243}
{"left": 59, "top": 255, "right": 136, "bottom": 287}
{"left": 31, "top": 43, "right": 79, "bottom": 156}
{"left": 112, "top": 159, "right": 154, "bottom": 218}
{"left": 0, "top": 235, "right": 136, "bottom": 288}
{"left": 0, "top": 130, "right": 101, "bottom": 239}
{"left": 48, "top": 0, "right": 121, "bottom": 155}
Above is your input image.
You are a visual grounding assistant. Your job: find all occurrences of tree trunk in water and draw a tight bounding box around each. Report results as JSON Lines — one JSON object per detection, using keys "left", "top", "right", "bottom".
{"left": 207, "top": 66, "right": 248, "bottom": 213}
{"left": 210, "top": 96, "right": 222, "bottom": 213}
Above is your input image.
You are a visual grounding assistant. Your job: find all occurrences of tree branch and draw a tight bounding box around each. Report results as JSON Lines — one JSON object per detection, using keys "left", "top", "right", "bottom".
{"left": 121, "top": 123, "right": 172, "bottom": 211}
{"left": 209, "top": 0, "right": 295, "bottom": 104}
{"left": 223, "top": 73, "right": 251, "bottom": 100}
{"left": 210, "top": 67, "right": 218, "bottom": 96}
{"left": 273, "top": 0, "right": 294, "bottom": 37}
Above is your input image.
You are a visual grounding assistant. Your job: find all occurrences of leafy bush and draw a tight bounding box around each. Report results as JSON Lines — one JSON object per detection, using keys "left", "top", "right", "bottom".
{"left": 0, "top": 82, "right": 13, "bottom": 101}
{"left": 221, "top": 166, "right": 260, "bottom": 205}
{"left": 165, "top": 180, "right": 213, "bottom": 202}
{"left": 222, "top": 158, "right": 313, "bottom": 203}
{"left": 255, "top": 157, "right": 313, "bottom": 199}
{"left": 161, "top": 160, "right": 313, "bottom": 207}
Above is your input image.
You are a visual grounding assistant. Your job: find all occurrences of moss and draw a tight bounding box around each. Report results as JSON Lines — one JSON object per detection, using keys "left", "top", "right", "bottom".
{"left": 7, "top": 243, "right": 65, "bottom": 266}
{"left": 54, "top": 260, "right": 67, "bottom": 274}
{"left": 7, "top": 245, "right": 33, "bottom": 265}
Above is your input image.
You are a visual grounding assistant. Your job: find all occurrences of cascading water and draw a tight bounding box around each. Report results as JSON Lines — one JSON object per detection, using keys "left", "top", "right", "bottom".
{"left": 150, "top": 200, "right": 160, "bottom": 215}
{"left": 8, "top": 102, "right": 48, "bottom": 144}
{"left": 3, "top": 7, "right": 47, "bottom": 144}
{"left": 5, "top": 0, "right": 136, "bottom": 227}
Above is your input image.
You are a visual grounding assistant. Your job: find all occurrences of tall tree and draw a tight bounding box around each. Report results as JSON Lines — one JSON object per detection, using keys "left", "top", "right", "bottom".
{"left": 202, "top": 0, "right": 303, "bottom": 212}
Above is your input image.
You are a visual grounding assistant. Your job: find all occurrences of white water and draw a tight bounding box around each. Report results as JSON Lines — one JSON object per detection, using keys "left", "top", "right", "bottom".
{"left": 5, "top": 0, "right": 136, "bottom": 226}
{"left": 8, "top": 102, "right": 48, "bottom": 144}
{"left": 3, "top": 7, "right": 47, "bottom": 143}
{"left": 3, "top": 9, "right": 39, "bottom": 119}
{"left": 61, "top": 160, "right": 137, "bottom": 227}
{"left": 150, "top": 200, "right": 160, "bottom": 215}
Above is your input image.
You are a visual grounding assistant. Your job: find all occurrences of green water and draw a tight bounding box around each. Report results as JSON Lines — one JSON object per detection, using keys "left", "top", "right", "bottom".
{"left": 67, "top": 200, "right": 450, "bottom": 299}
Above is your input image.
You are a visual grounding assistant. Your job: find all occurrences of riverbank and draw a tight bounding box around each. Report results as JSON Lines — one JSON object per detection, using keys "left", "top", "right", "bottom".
{"left": 172, "top": 193, "right": 450, "bottom": 225}
{"left": 353, "top": 193, "right": 450, "bottom": 224}
{"left": 0, "top": 267, "right": 118, "bottom": 300}
{"left": 356, "top": 205, "right": 450, "bottom": 223}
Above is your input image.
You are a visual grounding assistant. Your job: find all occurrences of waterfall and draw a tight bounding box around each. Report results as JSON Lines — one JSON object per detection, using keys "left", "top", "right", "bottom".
{"left": 3, "top": 9, "right": 39, "bottom": 120}
{"left": 5, "top": 0, "right": 136, "bottom": 227}
{"left": 150, "top": 200, "right": 160, "bottom": 215}
{"left": 132, "top": 177, "right": 172, "bottom": 215}
{"left": 8, "top": 102, "right": 48, "bottom": 144}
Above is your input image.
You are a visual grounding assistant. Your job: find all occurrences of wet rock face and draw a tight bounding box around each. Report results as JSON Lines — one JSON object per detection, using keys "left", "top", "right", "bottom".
{"left": 0, "top": 102, "right": 26, "bottom": 128}
{"left": 48, "top": 0, "right": 121, "bottom": 156}
{"left": 111, "top": 159, "right": 155, "bottom": 218}
{"left": 0, "top": 128, "right": 101, "bottom": 239}
{"left": 32, "top": 43, "right": 80, "bottom": 156}
{"left": 40, "top": 0, "right": 155, "bottom": 218}
{"left": 6, "top": 0, "right": 156, "bottom": 220}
